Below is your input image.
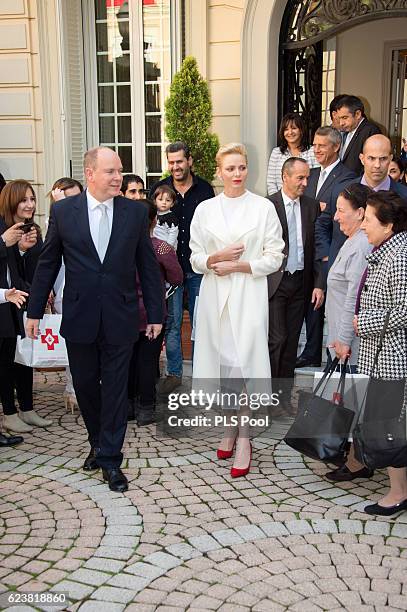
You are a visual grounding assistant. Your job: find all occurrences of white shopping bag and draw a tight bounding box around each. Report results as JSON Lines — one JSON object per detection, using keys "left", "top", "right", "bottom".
{"left": 15, "top": 313, "right": 69, "bottom": 368}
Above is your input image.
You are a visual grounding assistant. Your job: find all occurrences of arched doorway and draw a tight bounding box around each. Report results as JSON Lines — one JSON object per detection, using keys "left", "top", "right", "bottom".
{"left": 241, "top": 0, "right": 407, "bottom": 194}
{"left": 279, "top": 1, "right": 407, "bottom": 144}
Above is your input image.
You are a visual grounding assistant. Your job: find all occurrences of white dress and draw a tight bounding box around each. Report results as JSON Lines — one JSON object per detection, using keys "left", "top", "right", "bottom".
{"left": 219, "top": 194, "right": 245, "bottom": 381}
{"left": 190, "top": 190, "right": 285, "bottom": 397}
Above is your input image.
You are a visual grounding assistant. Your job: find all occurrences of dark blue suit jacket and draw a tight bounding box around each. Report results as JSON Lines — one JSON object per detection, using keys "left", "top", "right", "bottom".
{"left": 315, "top": 177, "right": 407, "bottom": 265}
{"left": 27, "top": 191, "right": 163, "bottom": 344}
{"left": 304, "top": 162, "right": 356, "bottom": 205}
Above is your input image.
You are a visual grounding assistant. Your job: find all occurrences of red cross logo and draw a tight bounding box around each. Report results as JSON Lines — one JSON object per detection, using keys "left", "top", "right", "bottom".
{"left": 40, "top": 328, "right": 59, "bottom": 351}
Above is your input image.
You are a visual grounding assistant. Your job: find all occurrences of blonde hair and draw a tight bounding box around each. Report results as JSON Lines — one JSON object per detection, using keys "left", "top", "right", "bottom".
{"left": 216, "top": 143, "right": 248, "bottom": 167}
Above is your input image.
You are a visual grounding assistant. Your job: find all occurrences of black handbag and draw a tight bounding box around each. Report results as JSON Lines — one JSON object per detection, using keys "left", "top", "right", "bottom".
{"left": 353, "top": 313, "right": 407, "bottom": 470}
{"left": 284, "top": 357, "right": 355, "bottom": 463}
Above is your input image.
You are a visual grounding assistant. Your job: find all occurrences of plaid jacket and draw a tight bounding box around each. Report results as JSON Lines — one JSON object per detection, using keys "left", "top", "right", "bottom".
{"left": 357, "top": 231, "right": 407, "bottom": 379}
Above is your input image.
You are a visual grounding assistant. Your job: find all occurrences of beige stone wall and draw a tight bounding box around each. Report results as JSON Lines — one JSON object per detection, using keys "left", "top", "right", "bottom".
{"left": 0, "top": 0, "right": 45, "bottom": 217}
{"left": 0, "top": 0, "right": 67, "bottom": 225}
{"left": 208, "top": 0, "right": 244, "bottom": 146}
{"left": 186, "top": 0, "right": 244, "bottom": 149}
{"left": 336, "top": 18, "right": 407, "bottom": 131}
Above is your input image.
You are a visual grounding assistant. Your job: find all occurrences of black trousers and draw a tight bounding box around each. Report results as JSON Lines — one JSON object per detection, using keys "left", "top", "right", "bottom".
{"left": 128, "top": 329, "right": 165, "bottom": 408}
{"left": 66, "top": 328, "right": 134, "bottom": 469}
{"left": 300, "top": 299, "right": 325, "bottom": 364}
{"left": 0, "top": 337, "right": 33, "bottom": 415}
{"left": 268, "top": 271, "right": 305, "bottom": 395}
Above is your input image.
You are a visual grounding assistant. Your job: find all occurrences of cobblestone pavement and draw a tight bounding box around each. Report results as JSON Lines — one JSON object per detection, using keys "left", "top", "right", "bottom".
{"left": 1, "top": 372, "right": 407, "bottom": 611}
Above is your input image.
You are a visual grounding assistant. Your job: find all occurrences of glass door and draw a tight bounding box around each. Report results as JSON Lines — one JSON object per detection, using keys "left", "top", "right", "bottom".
{"left": 389, "top": 48, "right": 407, "bottom": 155}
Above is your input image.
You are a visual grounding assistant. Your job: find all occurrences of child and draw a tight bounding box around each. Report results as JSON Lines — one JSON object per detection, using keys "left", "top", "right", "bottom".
{"left": 152, "top": 185, "right": 179, "bottom": 249}
{"left": 127, "top": 199, "right": 183, "bottom": 425}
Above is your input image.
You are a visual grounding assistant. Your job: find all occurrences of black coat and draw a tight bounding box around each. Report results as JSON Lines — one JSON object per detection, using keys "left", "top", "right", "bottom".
{"left": 341, "top": 119, "right": 381, "bottom": 175}
{"left": 27, "top": 191, "right": 164, "bottom": 345}
{"left": 267, "top": 191, "right": 324, "bottom": 302}
{"left": 0, "top": 217, "right": 28, "bottom": 338}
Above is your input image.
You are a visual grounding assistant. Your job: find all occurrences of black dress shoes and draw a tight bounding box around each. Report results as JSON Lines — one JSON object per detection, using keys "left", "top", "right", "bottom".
{"left": 0, "top": 432, "right": 24, "bottom": 446}
{"left": 325, "top": 464, "right": 374, "bottom": 482}
{"left": 83, "top": 447, "right": 100, "bottom": 471}
{"left": 102, "top": 468, "right": 128, "bottom": 492}
{"left": 296, "top": 356, "right": 322, "bottom": 368}
{"left": 137, "top": 409, "right": 156, "bottom": 426}
{"left": 127, "top": 398, "right": 137, "bottom": 422}
{"left": 364, "top": 498, "right": 407, "bottom": 516}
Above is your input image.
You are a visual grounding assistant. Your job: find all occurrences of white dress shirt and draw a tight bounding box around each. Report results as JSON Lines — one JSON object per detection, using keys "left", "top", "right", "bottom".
{"left": 316, "top": 158, "right": 341, "bottom": 195}
{"left": 0, "top": 286, "right": 8, "bottom": 303}
{"left": 86, "top": 190, "right": 114, "bottom": 254}
{"left": 281, "top": 189, "right": 304, "bottom": 270}
{"left": 341, "top": 117, "right": 365, "bottom": 157}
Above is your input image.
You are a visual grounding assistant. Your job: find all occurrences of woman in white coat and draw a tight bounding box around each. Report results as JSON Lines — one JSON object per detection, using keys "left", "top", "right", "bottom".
{"left": 190, "top": 143, "right": 285, "bottom": 478}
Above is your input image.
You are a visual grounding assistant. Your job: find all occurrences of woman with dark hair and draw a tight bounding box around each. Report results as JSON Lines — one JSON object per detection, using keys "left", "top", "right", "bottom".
{"left": 0, "top": 179, "right": 51, "bottom": 434}
{"left": 388, "top": 159, "right": 406, "bottom": 185}
{"left": 266, "top": 112, "right": 318, "bottom": 195}
{"left": 127, "top": 198, "right": 183, "bottom": 425}
{"left": 326, "top": 184, "right": 373, "bottom": 368}
{"left": 353, "top": 191, "right": 407, "bottom": 515}
{"left": 323, "top": 183, "right": 373, "bottom": 482}
{"left": 48, "top": 177, "right": 84, "bottom": 412}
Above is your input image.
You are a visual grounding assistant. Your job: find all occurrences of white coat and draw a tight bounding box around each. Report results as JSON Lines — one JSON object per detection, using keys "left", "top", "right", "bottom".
{"left": 190, "top": 190, "right": 284, "bottom": 395}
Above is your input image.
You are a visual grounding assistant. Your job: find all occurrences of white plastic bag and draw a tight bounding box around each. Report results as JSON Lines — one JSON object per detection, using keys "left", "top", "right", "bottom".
{"left": 15, "top": 313, "right": 69, "bottom": 368}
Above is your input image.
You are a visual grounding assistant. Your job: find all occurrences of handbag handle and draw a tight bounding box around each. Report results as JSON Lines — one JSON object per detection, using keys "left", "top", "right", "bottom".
{"left": 314, "top": 357, "right": 341, "bottom": 396}
{"left": 356, "top": 311, "right": 391, "bottom": 422}
{"left": 336, "top": 358, "right": 349, "bottom": 400}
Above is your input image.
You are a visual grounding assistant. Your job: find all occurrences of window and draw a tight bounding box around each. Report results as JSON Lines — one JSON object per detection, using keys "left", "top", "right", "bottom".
{"left": 94, "top": 0, "right": 133, "bottom": 172}
{"left": 143, "top": 0, "right": 172, "bottom": 188}
{"left": 321, "top": 38, "right": 336, "bottom": 126}
{"left": 90, "top": 0, "right": 182, "bottom": 184}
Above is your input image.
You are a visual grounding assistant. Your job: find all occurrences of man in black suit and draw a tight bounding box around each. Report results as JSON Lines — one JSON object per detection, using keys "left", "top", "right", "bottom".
{"left": 297, "top": 126, "right": 356, "bottom": 368}
{"left": 337, "top": 95, "right": 381, "bottom": 175}
{"left": 315, "top": 134, "right": 407, "bottom": 268}
{"left": 267, "top": 158, "right": 324, "bottom": 412}
{"left": 26, "top": 147, "right": 163, "bottom": 492}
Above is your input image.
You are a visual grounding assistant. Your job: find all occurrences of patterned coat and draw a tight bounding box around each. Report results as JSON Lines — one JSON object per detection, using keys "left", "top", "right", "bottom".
{"left": 357, "top": 231, "right": 407, "bottom": 379}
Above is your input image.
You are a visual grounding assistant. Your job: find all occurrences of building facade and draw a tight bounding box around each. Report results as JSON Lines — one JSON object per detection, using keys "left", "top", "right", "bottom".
{"left": 0, "top": 0, "right": 406, "bottom": 223}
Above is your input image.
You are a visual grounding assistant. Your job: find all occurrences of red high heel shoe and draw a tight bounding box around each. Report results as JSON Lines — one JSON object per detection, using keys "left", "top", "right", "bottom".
{"left": 217, "top": 439, "right": 236, "bottom": 460}
{"left": 230, "top": 442, "right": 252, "bottom": 478}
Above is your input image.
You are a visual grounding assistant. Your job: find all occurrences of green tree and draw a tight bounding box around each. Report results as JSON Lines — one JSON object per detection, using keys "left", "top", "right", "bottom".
{"left": 165, "top": 56, "right": 219, "bottom": 182}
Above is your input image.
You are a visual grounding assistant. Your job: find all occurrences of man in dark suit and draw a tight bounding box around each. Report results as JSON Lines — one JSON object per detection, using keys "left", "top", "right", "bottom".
{"left": 337, "top": 95, "right": 381, "bottom": 175}
{"left": 268, "top": 158, "right": 324, "bottom": 412}
{"left": 297, "top": 126, "right": 356, "bottom": 368}
{"left": 315, "top": 134, "right": 407, "bottom": 267}
{"left": 26, "top": 147, "right": 163, "bottom": 492}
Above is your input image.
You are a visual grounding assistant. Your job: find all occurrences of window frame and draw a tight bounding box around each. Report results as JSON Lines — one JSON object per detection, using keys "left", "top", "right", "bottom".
{"left": 81, "top": 0, "right": 183, "bottom": 181}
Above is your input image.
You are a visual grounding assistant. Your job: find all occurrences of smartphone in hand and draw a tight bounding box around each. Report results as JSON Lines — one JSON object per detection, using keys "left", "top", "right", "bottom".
{"left": 21, "top": 221, "right": 34, "bottom": 233}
